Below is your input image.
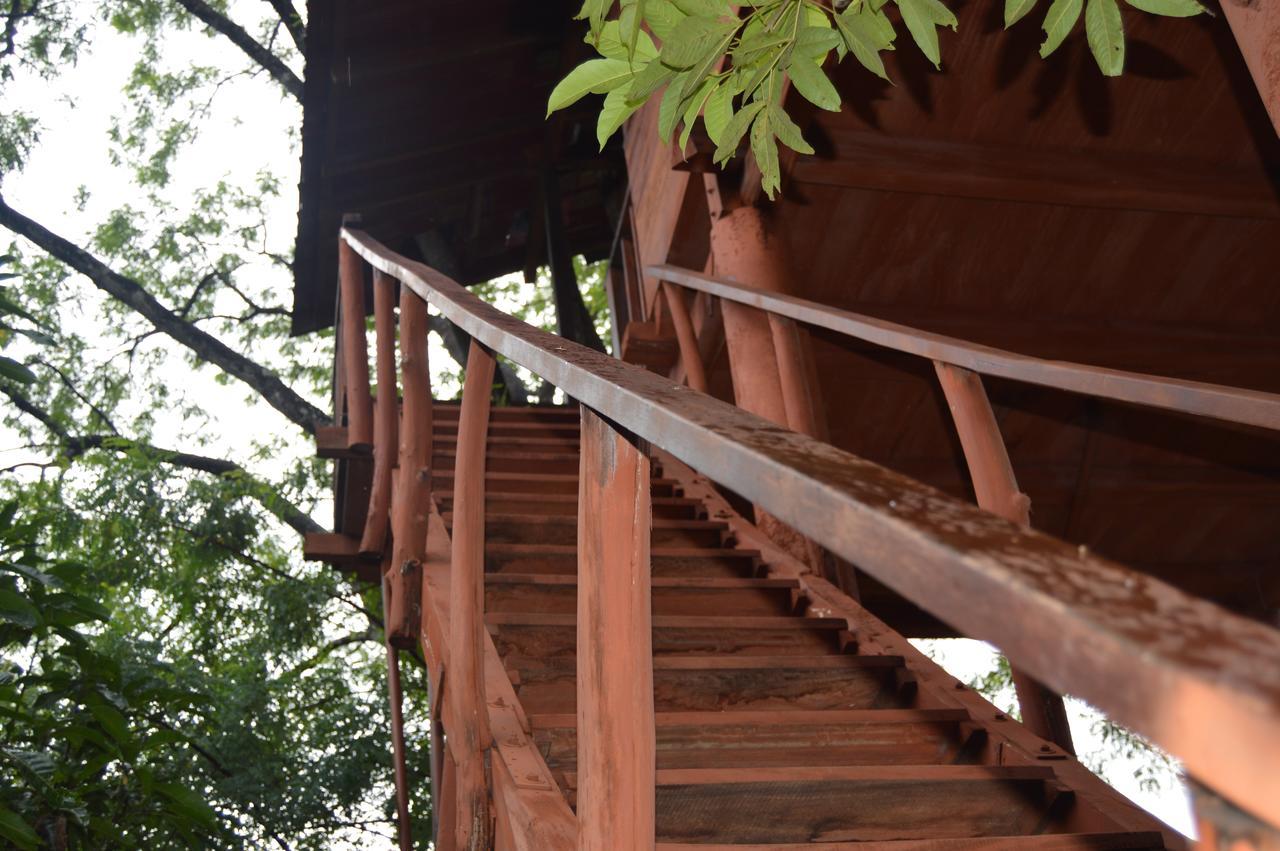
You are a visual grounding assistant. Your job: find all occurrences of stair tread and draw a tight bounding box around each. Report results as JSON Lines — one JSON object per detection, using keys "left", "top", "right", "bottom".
{"left": 486, "top": 574, "right": 796, "bottom": 589}
{"left": 652, "top": 835, "right": 1166, "bottom": 850}
{"left": 529, "top": 708, "right": 971, "bottom": 728}
{"left": 563, "top": 765, "right": 1057, "bottom": 789}
{"left": 487, "top": 612, "right": 847, "bottom": 630}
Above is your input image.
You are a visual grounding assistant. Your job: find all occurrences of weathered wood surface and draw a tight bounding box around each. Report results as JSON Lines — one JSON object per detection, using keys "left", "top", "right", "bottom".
{"left": 448, "top": 341, "right": 497, "bottom": 851}
{"left": 576, "top": 407, "right": 656, "bottom": 850}
{"left": 337, "top": 238, "right": 373, "bottom": 450}
{"left": 648, "top": 263, "right": 1280, "bottom": 432}
{"left": 661, "top": 280, "right": 707, "bottom": 393}
{"left": 934, "top": 361, "right": 1074, "bottom": 754}
{"left": 360, "top": 270, "right": 398, "bottom": 556}
{"left": 385, "top": 286, "right": 431, "bottom": 646}
{"left": 343, "top": 226, "right": 1280, "bottom": 829}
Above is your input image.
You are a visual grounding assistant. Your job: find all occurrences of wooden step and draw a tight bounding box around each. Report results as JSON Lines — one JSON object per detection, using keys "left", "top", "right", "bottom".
{"left": 485, "top": 575, "right": 799, "bottom": 616}
{"left": 489, "top": 613, "right": 855, "bottom": 658}
{"left": 433, "top": 472, "right": 679, "bottom": 497}
{"left": 436, "top": 435, "right": 581, "bottom": 451}
{"left": 449, "top": 514, "right": 727, "bottom": 547}
{"left": 512, "top": 655, "right": 907, "bottom": 715}
{"left": 436, "top": 492, "right": 704, "bottom": 520}
{"left": 431, "top": 403, "right": 579, "bottom": 422}
{"left": 652, "top": 833, "right": 1167, "bottom": 850}
{"left": 435, "top": 422, "right": 580, "bottom": 440}
{"left": 432, "top": 449, "right": 581, "bottom": 475}
{"left": 572, "top": 766, "right": 1087, "bottom": 844}
{"left": 485, "top": 544, "right": 759, "bottom": 577}
{"left": 530, "top": 708, "right": 983, "bottom": 773}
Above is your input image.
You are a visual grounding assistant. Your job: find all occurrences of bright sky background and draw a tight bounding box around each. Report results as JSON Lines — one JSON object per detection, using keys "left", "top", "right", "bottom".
{"left": 0, "top": 1, "right": 1195, "bottom": 842}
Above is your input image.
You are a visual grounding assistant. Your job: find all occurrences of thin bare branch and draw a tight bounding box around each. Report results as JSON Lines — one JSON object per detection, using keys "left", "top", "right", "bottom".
{"left": 173, "top": 0, "right": 303, "bottom": 101}
{"left": 262, "top": 0, "right": 305, "bottom": 53}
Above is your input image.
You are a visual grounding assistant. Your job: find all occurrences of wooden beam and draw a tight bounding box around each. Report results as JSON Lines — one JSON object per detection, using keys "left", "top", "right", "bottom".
{"left": 360, "top": 271, "right": 398, "bottom": 556}
{"left": 661, "top": 281, "right": 707, "bottom": 393}
{"left": 1222, "top": 0, "right": 1280, "bottom": 138}
{"left": 576, "top": 407, "right": 656, "bottom": 851}
{"left": 338, "top": 239, "right": 373, "bottom": 450}
{"left": 934, "top": 362, "right": 1075, "bottom": 755}
{"left": 790, "top": 129, "right": 1280, "bottom": 220}
{"left": 448, "top": 340, "right": 496, "bottom": 851}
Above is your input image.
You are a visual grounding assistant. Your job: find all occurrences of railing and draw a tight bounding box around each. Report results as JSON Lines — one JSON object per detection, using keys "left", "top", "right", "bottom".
{"left": 330, "top": 226, "right": 1280, "bottom": 848}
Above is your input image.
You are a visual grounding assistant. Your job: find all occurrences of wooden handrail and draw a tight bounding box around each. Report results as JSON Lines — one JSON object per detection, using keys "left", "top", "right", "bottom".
{"left": 341, "top": 226, "right": 1280, "bottom": 829}
{"left": 360, "top": 270, "right": 398, "bottom": 556}
{"left": 647, "top": 263, "right": 1280, "bottom": 432}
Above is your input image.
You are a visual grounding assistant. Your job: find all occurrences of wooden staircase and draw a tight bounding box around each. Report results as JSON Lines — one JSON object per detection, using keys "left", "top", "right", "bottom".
{"left": 427, "top": 403, "right": 1180, "bottom": 850}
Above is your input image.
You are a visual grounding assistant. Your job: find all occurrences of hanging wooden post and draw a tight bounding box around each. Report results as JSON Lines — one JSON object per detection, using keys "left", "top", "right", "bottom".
{"left": 361, "top": 271, "right": 399, "bottom": 556}
{"left": 386, "top": 285, "right": 432, "bottom": 647}
{"left": 383, "top": 582, "right": 413, "bottom": 851}
{"left": 934, "top": 360, "right": 1076, "bottom": 754}
{"left": 577, "top": 407, "right": 656, "bottom": 851}
{"left": 660, "top": 280, "right": 707, "bottom": 393}
{"left": 449, "top": 340, "right": 496, "bottom": 851}
{"left": 338, "top": 238, "right": 373, "bottom": 452}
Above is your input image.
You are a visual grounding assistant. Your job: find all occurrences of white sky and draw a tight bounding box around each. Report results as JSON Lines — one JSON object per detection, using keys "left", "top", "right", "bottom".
{"left": 0, "top": 1, "right": 1195, "bottom": 842}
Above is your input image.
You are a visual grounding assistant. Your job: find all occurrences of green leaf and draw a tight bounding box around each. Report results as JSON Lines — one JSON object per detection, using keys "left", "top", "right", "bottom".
{"left": 88, "top": 701, "right": 132, "bottom": 750}
{"left": 592, "top": 19, "right": 658, "bottom": 61}
{"left": 619, "top": 1, "right": 642, "bottom": 60}
{"left": 575, "top": 0, "right": 610, "bottom": 35}
{"left": 1124, "top": 0, "right": 1202, "bottom": 14}
{"left": 703, "top": 81, "right": 734, "bottom": 144}
{"left": 713, "top": 100, "right": 765, "bottom": 164}
{"left": 1005, "top": 0, "right": 1040, "bottom": 26}
{"left": 597, "top": 88, "right": 643, "bottom": 149}
{"left": 679, "top": 78, "right": 719, "bottom": 149}
{"left": 768, "top": 104, "right": 813, "bottom": 155}
{"left": 795, "top": 26, "right": 842, "bottom": 57}
{"left": 644, "top": 0, "right": 687, "bottom": 40}
{"left": 836, "top": 8, "right": 894, "bottom": 80}
{"left": 750, "top": 109, "right": 782, "bottom": 199}
{"left": 0, "top": 562, "right": 61, "bottom": 587}
{"left": 0, "top": 588, "right": 38, "bottom": 629}
{"left": 895, "top": 0, "right": 957, "bottom": 68}
{"left": 658, "top": 73, "right": 692, "bottom": 143}
{"left": 628, "top": 57, "right": 677, "bottom": 102}
{"left": 0, "top": 357, "right": 35, "bottom": 384}
{"left": 1085, "top": 0, "right": 1124, "bottom": 75}
{"left": 787, "top": 54, "right": 841, "bottom": 111}
{"left": 1039, "top": 0, "right": 1083, "bottom": 57}
{"left": 673, "top": 0, "right": 731, "bottom": 15}
{"left": 155, "top": 783, "right": 218, "bottom": 830}
{"left": 547, "top": 58, "right": 636, "bottom": 116}
{"left": 0, "top": 807, "right": 39, "bottom": 851}
{"left": 660, "top": 15, "right": 735, "bottom": 69}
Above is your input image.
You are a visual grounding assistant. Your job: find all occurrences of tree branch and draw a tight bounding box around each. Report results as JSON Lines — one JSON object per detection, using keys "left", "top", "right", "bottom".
{"left": 174, "top": 0, "right": 304, "bottom": 101}
{"left": 262, "top": 0, "right": 305, "bottom": 53}
{"left": 0, "top": 384, "right": 325, "bottom": 538}
{"left": 427, "top": 313, "right": 532, "bottom": 405}
{"left": 0, "top": 194, "right": 328, "bottom": 434}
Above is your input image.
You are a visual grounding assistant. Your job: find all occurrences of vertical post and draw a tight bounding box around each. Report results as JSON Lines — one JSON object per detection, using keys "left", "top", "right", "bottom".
{"left": 338, "top": 237, "right": 373, "bottom": 452}
{"left": 449, "top": 340, "right": 496, "bottom": 851}
{"left": 660, "top": 280, "right": 708, "bottom": 393}
{"left": 386, "top": 286, "right": 432, "bottom": 647}
{"left": 934, "top": 361, "right": 1075, "bottom": 754}
{"left": 384, "top": 593, "right": 413, "bottom": 851}
{"left": 361, "top": 271, "right": 399, "bottom": 555}
{"left": 577, "top": 407, "right": 656, "bottom": 851}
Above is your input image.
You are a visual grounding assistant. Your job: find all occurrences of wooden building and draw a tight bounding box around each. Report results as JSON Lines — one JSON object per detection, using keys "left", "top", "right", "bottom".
{"left": 294, "top": 0, "right": 1280, "bottom": 848}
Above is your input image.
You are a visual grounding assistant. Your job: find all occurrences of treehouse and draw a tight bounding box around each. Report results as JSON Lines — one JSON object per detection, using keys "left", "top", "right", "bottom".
{"left": 292, "top": 0, "right": 1280, "bottom": 848}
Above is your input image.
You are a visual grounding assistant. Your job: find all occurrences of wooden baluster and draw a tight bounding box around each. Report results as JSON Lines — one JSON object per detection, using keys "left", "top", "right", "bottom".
{"left": 577, "top": 407, "right": 656, "bottom": 851}
{"left": 386, "top": 285, "right": 432, "bottom": 646}
{"left": 338, "top": 238, "right": 373, "bottom": 452}
{"left": 361, "top": 271, "right": 398, "bottom": 556}
{"left": 449, "top": 340, "right": 496, "bottom": 851}
{"left": 383, "top": 576, "right": 413, "bottom": 851}
{"left": 934, "top": 360, "right": 1076, "bottom": 754}
{"left": 661, "top": 280, "right": 707, "bottom": 393}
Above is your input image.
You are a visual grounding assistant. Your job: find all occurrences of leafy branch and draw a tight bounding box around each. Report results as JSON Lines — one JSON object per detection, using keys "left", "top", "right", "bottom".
{"left": 550, "top": 0, "right": 1206, "bottom": 198}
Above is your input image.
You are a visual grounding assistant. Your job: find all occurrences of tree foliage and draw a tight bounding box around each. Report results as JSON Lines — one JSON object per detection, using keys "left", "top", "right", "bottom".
{"left": 550, "top": 0, "right": 1207, "bottom": 197}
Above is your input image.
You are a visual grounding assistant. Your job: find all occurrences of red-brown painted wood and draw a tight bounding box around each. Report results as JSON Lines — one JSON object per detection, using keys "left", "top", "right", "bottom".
{"left": 662, "top": 280, "right": 707, "bottom": 393}
{"left": 576, "top": 407, "right": 656, "bottom": 851}
{"left": 385, "top": 285, "right": 431, "bottom": 647}
{"left": 338, "top": 238, "right": 373, "bottom": 451}
{"left": 360, "top": 270, "right": 398, "bottom": 556}
{"left": 449, "top": 340, "right": 496, "bottom": 851}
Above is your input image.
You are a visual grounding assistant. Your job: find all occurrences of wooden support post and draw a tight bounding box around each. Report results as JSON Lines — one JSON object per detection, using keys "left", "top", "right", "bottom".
{"left": 385, "top": 633, "right": 413, "bottom": 851}
{"left": 577, "top": 407, "right": 656, "bottom": 851}
{"left": 361, "top": 271, "right": 399, "bottom": 556}
{"left": 661, "top": 280, "right": 707, "bottom": 393}
{"left": 338, "top": 238, "right": 373, "bottom": 452}
{"left": 386, "top": 286, "right": 432, "bottom": 647}
{"left": 934, "top": 360, "right": 1075, "bottom": 754}
{"left": 449, "top": 340, "right": 496, "bottom": 851}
